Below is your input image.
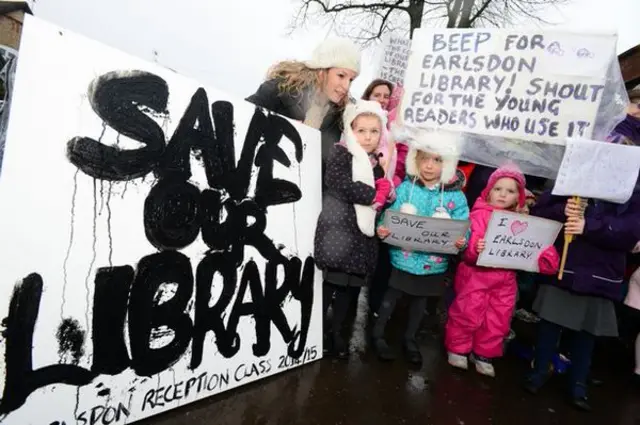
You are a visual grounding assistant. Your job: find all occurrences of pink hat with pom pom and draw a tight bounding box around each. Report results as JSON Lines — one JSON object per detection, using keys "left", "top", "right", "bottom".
{"left": 484, "top": 162, "right": 527, "bottom": 208}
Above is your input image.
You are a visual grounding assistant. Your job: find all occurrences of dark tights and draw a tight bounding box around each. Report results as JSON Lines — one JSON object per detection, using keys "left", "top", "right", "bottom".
{"left": 373, "top": 288, "right": 427, "bottom": 342}
{"left": 323, "top": 282, "right": 359, "bottom": 337}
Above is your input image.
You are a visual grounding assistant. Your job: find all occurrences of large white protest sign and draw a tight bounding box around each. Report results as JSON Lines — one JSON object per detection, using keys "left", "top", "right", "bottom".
{"left": 402, "top": 29, "right": 617, "bottom": 145}
{"left": 377, "top": 35, "right": 411, "bottom": 84}
{"left": 383, "top": 210, "right": 469, "bottom": 254}
{"left": 0, "top": 16, "right": 323, "bottom": 425}
{"left": 477, "top": 211, "right": 562, "bottom": 272}
{"left": 552, "top": 138, "right": 640, "bottom": 203}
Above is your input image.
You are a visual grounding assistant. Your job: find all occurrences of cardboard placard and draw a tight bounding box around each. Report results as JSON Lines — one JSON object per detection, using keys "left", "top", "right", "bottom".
{"left": 402, "top": 28, "right": 617, "bottom": 144}
{"left": 383, "top": 210, "right": 470, "bottom": 254}
{"left": 477, "top": 211, "right": 562, "bottom": 272}
{"left": 377, "top": 35, "right": 411, "bottom": 84}
{"left": 552, "top": 137, "right": 640, "bottom": 203}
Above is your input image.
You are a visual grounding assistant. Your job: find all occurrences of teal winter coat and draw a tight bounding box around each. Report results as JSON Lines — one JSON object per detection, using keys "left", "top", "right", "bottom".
{"left": 384, "top": 173, "right": 470, "bottom": 276}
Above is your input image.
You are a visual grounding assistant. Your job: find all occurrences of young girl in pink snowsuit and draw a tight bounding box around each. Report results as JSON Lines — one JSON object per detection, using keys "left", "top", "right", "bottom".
{"left": 445, "top": 164, "right": 559, "bottom": 377}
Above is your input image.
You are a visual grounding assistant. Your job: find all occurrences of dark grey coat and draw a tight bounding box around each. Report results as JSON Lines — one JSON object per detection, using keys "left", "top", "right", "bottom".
{"left": 314, "top": 145, "right": 382, "bottom": 282}
{"left": 246, "top": 78, "right": 343, "bottom": 170}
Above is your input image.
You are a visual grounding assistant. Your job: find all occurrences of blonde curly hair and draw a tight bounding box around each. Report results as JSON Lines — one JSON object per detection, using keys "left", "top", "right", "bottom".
{"left": 266, "top": 60, "right": 348, "bottom": 108}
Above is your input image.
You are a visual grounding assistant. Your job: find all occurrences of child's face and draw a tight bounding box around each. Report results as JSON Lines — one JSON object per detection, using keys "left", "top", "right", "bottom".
{"left": 488, "top": 177, "right": 519, "bottom": 209}
{"left": 416, "top": 151, "right": 443, "bottom": 185}
{"left": 351, "top": 115, "right": 381, "bottom": 153}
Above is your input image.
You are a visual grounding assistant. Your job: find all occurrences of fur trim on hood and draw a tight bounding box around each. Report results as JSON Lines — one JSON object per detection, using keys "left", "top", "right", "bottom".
{"left": 402, "top": 128, "right": 461, "bottom": 184}
{"left": 341, "top": 100, "right": 387, "bottom": 236}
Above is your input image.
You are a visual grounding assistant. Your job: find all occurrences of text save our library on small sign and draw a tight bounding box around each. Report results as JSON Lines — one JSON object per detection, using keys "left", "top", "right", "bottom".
{"left": 383, "top": 211, "right": 469, "bottom": 254}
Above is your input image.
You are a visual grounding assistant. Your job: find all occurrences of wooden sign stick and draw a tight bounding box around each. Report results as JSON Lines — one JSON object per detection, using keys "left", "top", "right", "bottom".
{"left": 558, "top": 196, "right": 584, "bottom": 280}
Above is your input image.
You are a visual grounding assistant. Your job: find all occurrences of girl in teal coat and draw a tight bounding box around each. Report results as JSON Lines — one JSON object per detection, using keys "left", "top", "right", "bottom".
{"left": 375, "top": 129, "right": 470, "bottom": 365}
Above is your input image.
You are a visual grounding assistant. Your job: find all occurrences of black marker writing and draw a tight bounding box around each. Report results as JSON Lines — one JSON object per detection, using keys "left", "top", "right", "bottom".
{"left": 0, "top": 70, "right": 315, "bottom": 414}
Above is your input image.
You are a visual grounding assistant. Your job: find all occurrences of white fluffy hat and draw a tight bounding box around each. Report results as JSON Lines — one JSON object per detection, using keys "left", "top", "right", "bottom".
{"left": 343, "top": 99, "right": 387, "bottom": 131}
{"left": 305, "top": 38, "right": 361, "bottom": 75}
{"left": 397, "top": 127, "right": 461, "bottom": 184}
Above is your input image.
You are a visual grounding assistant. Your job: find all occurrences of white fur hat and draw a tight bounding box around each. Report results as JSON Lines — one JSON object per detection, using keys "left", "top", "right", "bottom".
{"left": 305, "top": 38, "right": 361, "bottom": 75}
{"left": 402, "top": 128, "right": 461, "bottom": 184}
{"left": 343, "top": 99, "right": 387, "bottom": 131}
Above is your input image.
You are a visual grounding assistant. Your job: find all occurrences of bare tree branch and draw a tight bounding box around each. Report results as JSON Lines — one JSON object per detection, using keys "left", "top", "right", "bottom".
{"left": 289, "top": 0, "right": 573, "bottom": 46}
{"left": 469, "top": 0, "right": 495, "bottom": 25}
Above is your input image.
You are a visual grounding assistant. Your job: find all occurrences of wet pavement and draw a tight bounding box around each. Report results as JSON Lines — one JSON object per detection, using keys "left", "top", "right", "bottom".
{"left": 140, "top": 294, "right": 640, "bottom": 425}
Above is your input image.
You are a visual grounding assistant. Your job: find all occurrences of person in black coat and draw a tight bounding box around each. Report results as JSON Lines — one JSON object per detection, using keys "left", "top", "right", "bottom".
{"left": 246, "top": 38, "right": 362, "bottom": 180}
{"left": 315, "top": 100, "right": 393, "bottom": 358}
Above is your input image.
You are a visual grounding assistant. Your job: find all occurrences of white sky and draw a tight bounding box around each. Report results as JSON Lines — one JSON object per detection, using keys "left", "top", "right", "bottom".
{"left": 31, "top": 0, "right": 640, "bottom": 99}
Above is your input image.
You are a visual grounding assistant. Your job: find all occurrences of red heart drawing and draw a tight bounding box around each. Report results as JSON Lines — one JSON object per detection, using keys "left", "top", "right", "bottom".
{"left": 510, "top": 220, "right": 528, "bottom": 236}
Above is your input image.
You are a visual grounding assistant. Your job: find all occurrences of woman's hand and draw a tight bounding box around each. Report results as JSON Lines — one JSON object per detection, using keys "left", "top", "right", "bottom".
{"left": 564, "top": 198, "right": 586, "bottom": 218}
{"left": 377, "top": 226, "right": 391, "bottom": 239}
{"left": 455, "top": 237, "right": 466, "bottom": 249}
{"left": 476, "top": 238, "right": 486, "bottom": 253}
{"left": 565, "top": 217, "right": 585, "bottom": 235}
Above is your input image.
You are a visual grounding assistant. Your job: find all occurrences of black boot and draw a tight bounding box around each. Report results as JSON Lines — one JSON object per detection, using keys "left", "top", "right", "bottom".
{"left": 373, "top": 338, "right": 395, "bottom": 361}
{"left": 569, "top": 383, "right": 592, "bottom": 412}
{"left": 523, "top": 376, "right": 543, "bottom": 395}
{"left": 570, "top": 396, "right": 592, "bottom": 412}
{"left": 323, "top": 333, "right": 333, "bottom": 356}
{"left": 333, "top": 333, "right": 349, "bottom": 360}
{"left": 404, "top": 339, "right": 423, "bottom": 366}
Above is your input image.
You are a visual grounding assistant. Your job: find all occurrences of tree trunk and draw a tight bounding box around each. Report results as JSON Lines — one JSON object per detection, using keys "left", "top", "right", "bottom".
{"left": 446, "top": 0, "right": 463, "bottom": 27}
{"left": 457, "top": 0, "right": 474, "bottom": 28}
{"left": 407, "top": 0, "right": 425, "bottom": 39}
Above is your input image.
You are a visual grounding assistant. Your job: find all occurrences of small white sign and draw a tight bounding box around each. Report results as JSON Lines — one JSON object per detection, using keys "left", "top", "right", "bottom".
{"left": 552, "top": 137, "right": 640, "bottom": 203}
{"left": 377, "top": 35, "right": 411, "bottom": 84}
{"left": 383, "top": 210, "right": 469, "bottom": 254}
{"left": 477, "top": 211, "right": 562, "bottom": 272}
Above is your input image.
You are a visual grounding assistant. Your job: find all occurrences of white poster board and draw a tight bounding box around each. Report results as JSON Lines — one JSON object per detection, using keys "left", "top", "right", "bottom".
{"left": 377, "top": 35, "right": 411, "bottom": 85}
{"left": 383, "top": 210, "right": 469, "bottom": 254}
{"left": 477, "top": 211, "right": 562, "bottom": 272}
{"left": 552, "top": 138, "right": 640, "bottom": 203}
{"left": 0, "top": 16, "right": 323, "bottom": 425}
{"left": 402, "top": 29, "right": 617, "bottom": 144}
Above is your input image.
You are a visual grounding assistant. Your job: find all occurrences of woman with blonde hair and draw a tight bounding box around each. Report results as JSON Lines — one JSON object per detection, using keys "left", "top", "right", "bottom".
{"left": 247, "top": 38, "right": 361, "bottom": 171}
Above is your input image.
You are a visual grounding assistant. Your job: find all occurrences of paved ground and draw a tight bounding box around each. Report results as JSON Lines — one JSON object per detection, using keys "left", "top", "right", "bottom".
{"left": 140, "top": 294, "right": 640, "bottom": 425}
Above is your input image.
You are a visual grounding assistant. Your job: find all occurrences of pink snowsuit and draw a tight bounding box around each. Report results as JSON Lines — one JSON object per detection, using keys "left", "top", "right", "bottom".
{"left": 445, "top": 168, "right": 560, "bottom": 359}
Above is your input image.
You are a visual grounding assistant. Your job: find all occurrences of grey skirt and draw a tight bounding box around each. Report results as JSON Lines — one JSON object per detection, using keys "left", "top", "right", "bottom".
{"left": 388, "top": 267, "right": 449, "bottom": 297}
{"left": 533, "top": 284, "right": 618, "bottom": 337}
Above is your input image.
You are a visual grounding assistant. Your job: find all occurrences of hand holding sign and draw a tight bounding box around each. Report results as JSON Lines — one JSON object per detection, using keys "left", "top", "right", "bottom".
{"left": 377, "top": 226, "right": 391, "bottom": 239}
{"left": 564, "top": 197, "right": 587, "bottom": 217}
{"left": 455, "top": 237, "right": 467, "bottom": 250}
{"left": 564, "top": 216, "right": 585, "bottom": 235}
{"left": 558, "top": 196, "right": 586, "bottom": 279}
{"left": 477, "top": 238, "right": 486, "bottom": 253}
